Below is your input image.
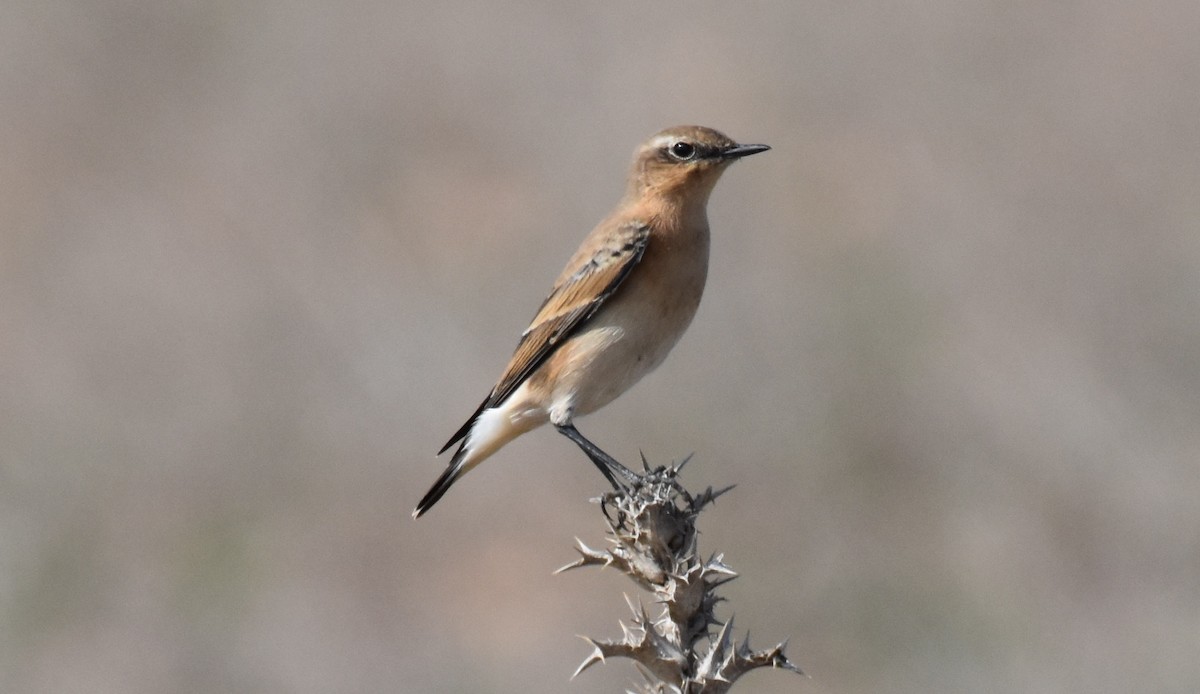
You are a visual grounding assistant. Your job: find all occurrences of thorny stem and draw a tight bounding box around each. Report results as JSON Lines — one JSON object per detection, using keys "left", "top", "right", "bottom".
{"left": 556, "top": 458, "right": 803, "bottom": 692}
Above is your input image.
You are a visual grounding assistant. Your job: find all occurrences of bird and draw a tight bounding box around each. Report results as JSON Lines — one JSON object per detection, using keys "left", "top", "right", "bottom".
{"left": 413, "top": 125, "right": 769, "bottom": 518}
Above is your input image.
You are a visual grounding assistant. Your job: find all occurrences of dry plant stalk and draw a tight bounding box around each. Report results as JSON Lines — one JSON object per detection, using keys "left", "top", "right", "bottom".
{"left": 557, "top": 457, "right": 802, "bottom": 693}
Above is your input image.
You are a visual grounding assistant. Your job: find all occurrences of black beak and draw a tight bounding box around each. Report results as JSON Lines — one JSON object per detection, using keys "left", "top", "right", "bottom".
{"left": 721, "top": 143, "right": 771, "bottom": 159}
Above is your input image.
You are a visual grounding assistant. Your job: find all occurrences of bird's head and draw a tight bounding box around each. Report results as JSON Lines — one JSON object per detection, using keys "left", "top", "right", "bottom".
{"left": 627, "top": 125, "right": 770, "bottom": 205}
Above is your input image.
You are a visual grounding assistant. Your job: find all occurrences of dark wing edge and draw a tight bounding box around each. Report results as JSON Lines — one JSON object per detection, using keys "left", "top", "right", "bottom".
{"left": 436, "top": 222, "right": 650, "bottom": 454}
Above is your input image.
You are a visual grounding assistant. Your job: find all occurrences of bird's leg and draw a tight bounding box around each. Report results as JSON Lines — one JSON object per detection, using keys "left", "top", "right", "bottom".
{"left": 554, "top": 423, "right": 639, "bottom": 488}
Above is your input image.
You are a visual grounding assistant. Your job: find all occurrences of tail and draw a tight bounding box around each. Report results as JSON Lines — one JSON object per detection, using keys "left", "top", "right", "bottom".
{"left": 413, "top": 445, "right": 469, "bottom": 518}
{"left": 413, "top": 403, "right": 535, "bottom": 518}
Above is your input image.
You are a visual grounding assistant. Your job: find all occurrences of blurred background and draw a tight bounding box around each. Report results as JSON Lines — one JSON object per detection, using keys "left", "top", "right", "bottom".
{"left": 2, "top": 1, "right": 1198, "bottom": 692}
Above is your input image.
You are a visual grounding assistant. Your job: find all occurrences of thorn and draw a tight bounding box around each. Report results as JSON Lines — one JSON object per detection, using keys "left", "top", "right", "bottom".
{"left": 571, "top": 636, "right": 605, "bottom": 679}
{"left": 708, "top": 484, "right": 736, "bottom": 502}
{"left": 554, "top": 538, "right": 612, "bottom": 573}
{"left": 635, "top": 599, "right": 654, "bottom": 626}
{"left": 622, "top": 593, "right": 641, "bottom": 620}
{"left": 708, "top": 574, "right": 739, "bottom": 589}
{"left": 773, "top": 638, "right": 805, "bottom": 675}
{"left": 718, "top": 614, "right": 736, "bottom": 652}
{"left": 696, "top": 616, "right": 734, "bottom": 678}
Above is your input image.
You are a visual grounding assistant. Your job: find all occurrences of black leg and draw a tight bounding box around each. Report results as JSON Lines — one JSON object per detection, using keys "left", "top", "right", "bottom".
{"left": 554, "top": 423, "right": 638, "bottom": 488}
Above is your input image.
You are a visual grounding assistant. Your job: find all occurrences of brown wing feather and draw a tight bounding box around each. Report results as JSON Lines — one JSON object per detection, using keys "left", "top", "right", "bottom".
{"left": 438, "top": 221, "right": 650, "bottom": 454}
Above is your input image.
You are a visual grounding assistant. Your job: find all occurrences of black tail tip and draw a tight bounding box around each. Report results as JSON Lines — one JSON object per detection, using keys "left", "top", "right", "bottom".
{"left": 412, "top": 488, "right": 444, "bottom": 519}
{"left": 412, "top": 458, "right": 463, "bottom": 519}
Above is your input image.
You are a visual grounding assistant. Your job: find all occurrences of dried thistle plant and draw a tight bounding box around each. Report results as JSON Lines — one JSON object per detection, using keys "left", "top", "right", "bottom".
{"left": 557, "top": 457, "right": 803, "bottom": 692}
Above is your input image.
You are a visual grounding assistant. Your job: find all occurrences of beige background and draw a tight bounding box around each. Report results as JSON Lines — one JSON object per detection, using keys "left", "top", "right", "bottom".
{"left": 3, "top": 1, "right": 1198, "bottom": 692}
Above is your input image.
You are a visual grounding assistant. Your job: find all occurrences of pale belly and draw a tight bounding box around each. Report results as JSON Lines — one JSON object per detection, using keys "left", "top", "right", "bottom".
{"left": 545, "top": 274, "right": 704, "bottom": 420}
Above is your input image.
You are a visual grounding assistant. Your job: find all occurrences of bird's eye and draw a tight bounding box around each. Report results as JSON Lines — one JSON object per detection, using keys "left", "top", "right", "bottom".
{"left": 670, "top": 141, "right": 696, "bottom": 160}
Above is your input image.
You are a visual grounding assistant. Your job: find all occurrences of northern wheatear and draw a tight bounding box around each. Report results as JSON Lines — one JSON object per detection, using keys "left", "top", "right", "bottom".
{"left": 414, "top": 125, "right": 769, "bottom": 518}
